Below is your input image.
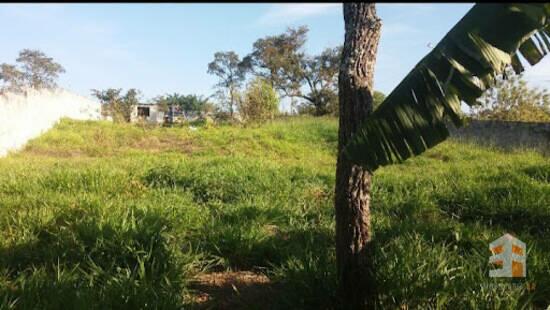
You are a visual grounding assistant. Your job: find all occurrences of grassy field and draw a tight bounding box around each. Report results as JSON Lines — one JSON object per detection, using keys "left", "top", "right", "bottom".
{"left": 0, "top": 117, "right": 548, "bottom": 309}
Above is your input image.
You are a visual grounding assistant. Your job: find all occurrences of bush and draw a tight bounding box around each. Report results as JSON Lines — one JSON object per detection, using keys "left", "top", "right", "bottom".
{"left": 471, "top": 67, "right": 550, "bottom": 122}
{"left": 238, "top": 78, "right": 279, "bottom": 123}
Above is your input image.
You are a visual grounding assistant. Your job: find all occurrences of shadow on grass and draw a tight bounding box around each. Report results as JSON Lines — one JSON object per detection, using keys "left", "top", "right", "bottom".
{"left": 0, "top": 207, "right": 184, "bottom": 309}
{"left": 522, "top": 163, "right": 550, "bottom": 183}
{"left": 188, "top": 205, "right": 337, "bottom": 309}
{"left": 437, "top": 195, "right": 550, "bottom": 237}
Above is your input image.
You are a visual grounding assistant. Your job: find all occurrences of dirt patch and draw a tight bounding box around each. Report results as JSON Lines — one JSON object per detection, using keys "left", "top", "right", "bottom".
{"left": 188, "top": 271, "right": 278, "bottom": 309}
{"left": 131, "top": 136, "right": 198, "bottom": 154}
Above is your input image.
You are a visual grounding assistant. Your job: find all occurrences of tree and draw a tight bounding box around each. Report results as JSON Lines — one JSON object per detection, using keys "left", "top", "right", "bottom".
{"left": 301, "top": 46, "right": 341, "bottom": 115}
{"left": 247, "top": 26, "right": 308, "bottom": 95}
{"left": 0, "top": 49, "right": 65, "bottom": 94}
{"left": 239, "top": 77, "right": 279, "bottom": 123}
{"left": 337, "top": 3, "right": 550, "bottom": 307}
{"left": 179, "top": 94, "right": 210, "bottom": 115}
{"left": 162, "top": 93, "right": 210, "bottom": 117}
{"left": 247, "top": 27, "right": 342, "bottom": 116}
{"left": 16, "top": 49, "right": 65, "bottom": 90}
{"left": 207, "top": 51, "right": 247, "bottom": 117}
{"left": 91, "top": 88, "right": 141, "bottom": 123}
{"left": 297, "top": 89, "right": 385, "bottom": 116}
{"left": 335, "top": 3, "right": 381, "bottom": 308}
{"left": 471, "top": 67, "right": 550, "bottom": 122}
{"left": 91, "top": 88, "right": 123, "bottom": 120}
{"left": 122, "top": 88, "right": 141, "bottom": 122}
{"left": 0, "top": 64, "right": 25, "bottom": 94}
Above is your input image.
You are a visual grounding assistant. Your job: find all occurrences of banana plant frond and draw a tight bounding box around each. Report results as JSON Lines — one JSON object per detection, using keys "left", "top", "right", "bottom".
{"left": 345, "top": 3, "right": 550, "bottom": 171}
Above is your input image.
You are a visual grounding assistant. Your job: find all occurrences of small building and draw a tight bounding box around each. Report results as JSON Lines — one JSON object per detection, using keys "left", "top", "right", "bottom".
{"left": 131, "top": 104, "right": 165, "bottom": 124}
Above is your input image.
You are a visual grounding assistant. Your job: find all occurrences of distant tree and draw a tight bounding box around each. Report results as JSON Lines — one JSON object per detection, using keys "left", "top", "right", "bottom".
{"left": 201, "top": 99, "right": 217, "bottom": 115}
{"left": 247, "top": 26, "right": 308, "bottom": 94}
{"left": 471, "top": 68, "right": 550, "bottom": 122}
{"left": 16, "top": 49, "right": 65, "bottom": 90}
{"left": 247, "top": 27, "right": 341, "bottom": 116}
{"left": 179, "top": 94, "right": 209, "bottom": 115}
{"left": 122, "top": 88, "right": 141, "bottom": 122}
{"left": 297, "top": 89, "right": 386, "bottom": 117}
{"left": 239, "top": 77, "right": 279, "bottom": 123}
{"left": 0, "top": 49, "right": 65, "bottom": 94}
{"left": 162, "top": 93, "right": 210, "bottom": 115}
{"left": 164, "top": 93, "right": 184, "bottom": 109}
{"left": 0, "top": 64, "right": 25, "bottom": 94}
{"left": 91, "top": 88, "right": 123, "bottom": 120}
{"left": 299, "top": 46, "right": 341, "bottom": 116}
{"left": 207, "top": 51, "right": 248, "bottom": 117}
{"left": 91, "top": 88, "right": 141, "bottom": 123}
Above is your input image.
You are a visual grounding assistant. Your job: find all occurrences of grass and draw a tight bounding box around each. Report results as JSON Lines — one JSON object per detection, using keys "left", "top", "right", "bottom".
{"left": 0, "top": 116, "right": 548, "bottom": 309}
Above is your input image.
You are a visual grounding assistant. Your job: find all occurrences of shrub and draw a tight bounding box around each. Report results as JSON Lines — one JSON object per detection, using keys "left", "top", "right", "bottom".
{"left": 239, "top": 78, "right": 279, "bottom": 123}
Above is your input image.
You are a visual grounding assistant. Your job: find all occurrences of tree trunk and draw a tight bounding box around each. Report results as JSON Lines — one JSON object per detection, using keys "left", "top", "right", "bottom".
{"left": 229, "top": 88, "right": 235, "bottom": 118}
{"left": 335, "top": 3, "right": 381, "bottom": 309}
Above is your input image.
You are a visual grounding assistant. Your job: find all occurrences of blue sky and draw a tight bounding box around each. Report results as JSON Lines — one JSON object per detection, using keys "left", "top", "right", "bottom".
{"left": 1, "top": 3, "right": 549, "bottom": 110}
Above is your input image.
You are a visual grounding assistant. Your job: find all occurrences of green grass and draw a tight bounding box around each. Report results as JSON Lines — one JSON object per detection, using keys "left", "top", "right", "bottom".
{"left": 0, "top": 116, "right": 548, "bottom": 309}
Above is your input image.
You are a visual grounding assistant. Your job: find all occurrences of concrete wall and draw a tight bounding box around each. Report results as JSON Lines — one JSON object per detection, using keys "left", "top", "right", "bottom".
{"left": 448, "top": 120, "right": 550, "bottom": 154}
{"left": 0, "top": 88, "right": 101, "bottom": 157}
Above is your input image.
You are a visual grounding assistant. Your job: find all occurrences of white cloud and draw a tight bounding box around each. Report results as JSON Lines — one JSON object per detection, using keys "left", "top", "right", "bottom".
{"left": 258, "top": 3, "right": 341, "bottom": 26}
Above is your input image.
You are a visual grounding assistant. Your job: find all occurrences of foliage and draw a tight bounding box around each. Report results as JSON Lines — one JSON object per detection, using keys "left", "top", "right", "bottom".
{"left": 207, "top": 51, "right": 248, "bottom": 117}
{"left": 91, "top": 88, "right": 142, "bottom": 123}
{"left": 201, "top": 100, "right": 217, "bottom": 115}
{"left": 471, "top": 68, "right": 550, "bottom": 122}
{"left": 239, "top": 77, "right": 279, "bottom": 123}
{"left": 161, "top": 93, "right": 210, "bottom": 115}
{"left": 297, "top": 90, "right": 386, "bottom": 116}
{"left": 247, "top": 26, "right": 308, "bottom": 97}
{"left": 345, "top": 3, "right": 550, "bottom": 172}
{"left": 180, "top": 94, "right": 210, "bottom": 115}
{"left": 0, "top": 64, "right": 25, "bottom": 94}
{"left": 373, "top": 90, "right": 387, "bottom": 111}
{"left": 0, "top": 117, "right": 548, "bottom": 308}
{"left": 300, "top": 46, "right": 341, "bottom": 116}
{"left": 246, "top": 27, "right": 341, "bottom": 116}
{"left": 0, "top": 49, "right": 65, "bottom": 94}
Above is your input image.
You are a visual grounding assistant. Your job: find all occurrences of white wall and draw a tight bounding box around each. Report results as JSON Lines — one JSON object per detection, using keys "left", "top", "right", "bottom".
{"left": 0, "top": 88, "right": 101, "bottom": 157}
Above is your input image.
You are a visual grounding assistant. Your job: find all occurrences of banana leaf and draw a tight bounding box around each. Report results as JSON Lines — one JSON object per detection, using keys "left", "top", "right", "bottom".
{"left": 345, "top": 4, "right": 550, "bottom": 171}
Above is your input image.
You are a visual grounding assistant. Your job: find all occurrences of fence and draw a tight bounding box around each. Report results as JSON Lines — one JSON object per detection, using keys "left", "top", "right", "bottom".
{"left": 448, "top": 119, "right": 550, "bottom": 154}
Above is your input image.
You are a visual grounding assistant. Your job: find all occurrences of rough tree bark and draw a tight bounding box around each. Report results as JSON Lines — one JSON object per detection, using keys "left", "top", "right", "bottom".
{"left": 335, "top": 3, "right": 381, "bottom": 309}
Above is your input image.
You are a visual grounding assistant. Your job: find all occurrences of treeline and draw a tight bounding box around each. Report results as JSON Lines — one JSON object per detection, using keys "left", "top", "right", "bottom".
{"left": 206, "top": 25, "right": 380, "bottom": 120}
{"left": 2, "top": 46, "right": 548, "bottom": 124}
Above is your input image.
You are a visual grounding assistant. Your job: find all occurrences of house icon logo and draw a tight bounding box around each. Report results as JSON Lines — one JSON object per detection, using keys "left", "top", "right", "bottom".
{"left": 489, "top": 233, "right": 526, "bottom": 278}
